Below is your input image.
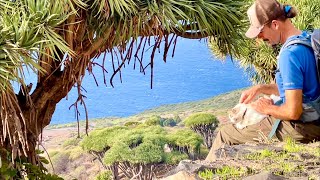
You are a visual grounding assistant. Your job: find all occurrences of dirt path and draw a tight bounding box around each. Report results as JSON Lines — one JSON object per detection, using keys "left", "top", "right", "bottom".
{"left": 40, "top": 128, "right": 83, "bottom": 149}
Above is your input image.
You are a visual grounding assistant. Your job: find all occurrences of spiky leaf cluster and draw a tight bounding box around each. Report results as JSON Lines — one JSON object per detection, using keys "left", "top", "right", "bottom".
{"left": 209, "top": 0, "right": 320, "bottom": 83}
{"left": 0, "top": 0, "right": 76, "bottom": 89}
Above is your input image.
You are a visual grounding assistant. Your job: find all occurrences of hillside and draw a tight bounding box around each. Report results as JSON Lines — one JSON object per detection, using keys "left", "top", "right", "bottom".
{"left": 42, "top": 89, "right": 320, "bottom": 180}
{"left": 42, "top": 89, "right": 243, "bottom": 179}
{"left": 47, "top": 89, "right": 244, "bottom": 129}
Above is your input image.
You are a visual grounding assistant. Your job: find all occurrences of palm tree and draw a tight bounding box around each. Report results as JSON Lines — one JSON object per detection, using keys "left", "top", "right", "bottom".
{"left": 209, "top": 0, "right": 320, "bottom": 84}
{"left": 0, "top": 0, "right": 247, "bottom": 174}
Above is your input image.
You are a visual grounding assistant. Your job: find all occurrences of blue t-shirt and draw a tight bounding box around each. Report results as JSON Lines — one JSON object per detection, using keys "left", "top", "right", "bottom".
{"left": 276, "top": 31, "right": 320, "bottom": 103}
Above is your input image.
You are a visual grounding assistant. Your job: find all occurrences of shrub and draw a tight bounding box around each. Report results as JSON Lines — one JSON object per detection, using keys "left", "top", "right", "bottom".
{"left": 163, "top": 151, "right": 189, "bottom": 164}
{"left": 124, "top": 121, "right": 142, "bottom": 127}
{"left": 0, "top": 148, "right": 64, "bottom": 180}
{"left": 95, "top": 171, "right": 113, "bottom": 180}
{"left": 81, "top": 126, "right": 128, "bottom": 152}
{"left": 82, "top": 125, "right": 173, "bottom": 180}
{"left": 162, "top": 119, "right": 177, "bottom": 127}
{"left": 184, "top": 113, "right": 219, "bottom": 149}
{"left": 145, "top": 115, "right": 162, "bottom": 126}
{"left": 173, "top": 115, "right": 182, "bottom": 124}
{"left": 167, "top": 129, "right": 203, "bottom": 159}
{"left": 63, "top": 138, "right": 81, "bottom": 148}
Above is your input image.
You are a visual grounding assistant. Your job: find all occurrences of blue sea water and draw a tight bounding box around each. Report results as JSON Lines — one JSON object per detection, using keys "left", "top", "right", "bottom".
{"left": 46, "top": 38, "right": 251, "bottom": 124}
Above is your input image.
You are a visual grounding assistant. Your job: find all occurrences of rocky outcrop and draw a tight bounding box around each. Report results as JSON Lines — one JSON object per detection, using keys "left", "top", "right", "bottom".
{"left": 161, "top": 142, "right": 320, "bottom": 180}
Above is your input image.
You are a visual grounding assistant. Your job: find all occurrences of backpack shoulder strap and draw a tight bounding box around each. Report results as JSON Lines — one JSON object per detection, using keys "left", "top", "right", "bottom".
{"left": 311, "top": 29, "right": 320, "bottom": 54}
{"left": 284, "top": 39, "right": 312, "bottom": 48}
{"left": 278, "top": 37, "right": 312, "bottom": 58}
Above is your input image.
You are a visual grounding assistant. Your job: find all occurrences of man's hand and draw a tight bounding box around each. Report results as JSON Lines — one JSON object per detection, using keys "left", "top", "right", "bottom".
{"left": 239, "top": 86, "right": 260, "bottom": 104}
{"left": 239, "top": 84, "right": 279, "bottom": 104}
{"left": 249, "top": 97, "right": 273, "bottom": 115}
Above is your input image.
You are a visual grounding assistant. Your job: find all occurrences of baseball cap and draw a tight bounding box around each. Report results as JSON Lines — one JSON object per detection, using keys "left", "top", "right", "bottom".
{"left": 245, "top": 0, "right": 284, "bottom": 38}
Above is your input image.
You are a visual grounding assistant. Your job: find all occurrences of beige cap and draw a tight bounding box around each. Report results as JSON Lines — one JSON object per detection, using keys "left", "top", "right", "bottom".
{"left": 245, "top": 0, "right": 284, "bottom": 38}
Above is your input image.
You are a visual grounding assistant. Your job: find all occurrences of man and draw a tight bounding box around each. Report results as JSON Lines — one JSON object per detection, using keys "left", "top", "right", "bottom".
{"left": 206, "top": 0, "right": 320, "bottom": 162}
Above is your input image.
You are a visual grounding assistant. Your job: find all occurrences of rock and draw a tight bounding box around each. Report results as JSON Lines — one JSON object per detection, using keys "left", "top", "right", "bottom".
{"left": 161, "top": 171, "right": 198, "bottom": 180}
{"left": 163, "top": 160, "right": 204, "bottom": 177}
{"left": 288, "top": 177, "right": 308, "bottom": 180}
{"left": 205, "top": 142, "right": 283, "bottom": 162}
{"left": 162, "top": 142, "right": 320, "bottom": 180}
{"left": 243, "top": 171, "right": 288, "bottom": 180}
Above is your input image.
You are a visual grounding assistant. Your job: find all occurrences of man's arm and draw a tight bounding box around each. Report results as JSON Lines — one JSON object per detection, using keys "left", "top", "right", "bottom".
{"left": 239, "top": 83, "right": 279, "bottom": 104}
{"left": 251, "top": 89, "right": 303, "bottom": 120}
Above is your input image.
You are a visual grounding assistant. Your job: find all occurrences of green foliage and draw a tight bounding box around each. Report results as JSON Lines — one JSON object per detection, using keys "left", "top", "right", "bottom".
{"left": 163, "top": 151, "right": 188, "bottom": 165}
{"left": 145, "top": 115, "right": 162, "bottom": 126}
{"left": 88, "top": 0, "right": 246, "bottom": 57}
{"left": 63, "top": 138, "right": 81, "bottom": 148}
{"left": 280, "top": 0, "right": 320, "bottom": 30}
{"left": 81, "top": 126, "right": 128, "bottom": 152}
{"left": 0, "top": 149, "right": 63, "bottom": 180}
{"left": 184, "top": 113, "right": 218, "bottom": 127}
{"left": 283, "top": 137, "right": 304, "bottom": 153}
{"left": 124, "top": 121, "right": 142, "bottom": 127}
{"left": 198, "top": 166, "right": 252, "bottom": 180}
{"left": 129, "top": 142, "right": 163, "bottom": 164}
{"left": 245, "top": 149, "right": 275, "bottom": 160}
{"left": 209, "top": 0, "right": 320, "bottom": 83}
{"left": 137, "top": 90, "right": 243, "bottom": 117}
{"left": 311, "top": 147, "right": 320, "bottom": 157}
{"left": 167, "top": 129, "right": 203, "bottom": 153}
{"left": 144, "top": 116, "right": 179, "bottom": 127}
{"left": 67, "top": 146, "right": 85, "bottom": 160}
{"left": 199, "top": 145, "right": 210, "bottom": 159}
{"left": 242, "top": 142, "right": 320, "bottom": 177}
{"left": 0, "top": 0, "right": 76, "bottom": 89}
{"left": 198, "top": 169, "right": 215, "bottom": 180}
{"left": 162, "top": 118, "right": 177, "bottom": 127}
{"left": 82, "top": 125, "right": 167, "bottom": 165}
{"left": 173, "top": 115, "right": 182, "bottom": 124}
{"left": 103, "top": 142, "right": 132, "bottom": 165}
{"left": 215, "top": 166, "right": 249, "bottom": 179}
{"left": 95, "top": 171, "right": 113, "bottom": 180}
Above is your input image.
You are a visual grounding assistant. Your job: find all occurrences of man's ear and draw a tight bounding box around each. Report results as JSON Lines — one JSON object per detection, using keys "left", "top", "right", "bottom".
{"left": 271, "top": 20, "right": 280, "bottom": 30}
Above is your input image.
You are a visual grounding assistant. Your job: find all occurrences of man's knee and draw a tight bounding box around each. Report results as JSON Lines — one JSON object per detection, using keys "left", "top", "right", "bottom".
{"left": 214, "top": 124, "right": 236, "bottom": 145}
{"left": 218, "top": 123, "right": 235, "bottom": 135}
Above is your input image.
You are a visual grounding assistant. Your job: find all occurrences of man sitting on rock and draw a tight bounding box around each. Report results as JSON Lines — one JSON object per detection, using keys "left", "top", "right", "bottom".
{"left": 206, "top": 0, "right": 320, "bottom": 161}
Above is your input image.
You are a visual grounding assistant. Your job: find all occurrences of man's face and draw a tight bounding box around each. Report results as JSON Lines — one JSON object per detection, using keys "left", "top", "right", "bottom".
{"left": 257, "top": 22, "right": 280, "bottom": 47}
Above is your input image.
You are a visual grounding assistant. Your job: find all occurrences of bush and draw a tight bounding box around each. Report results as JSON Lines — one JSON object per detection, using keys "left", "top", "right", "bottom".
{"left": 81, "top": 126, "right": 128, "bottom": 152}
{"left": 184, "top": 113, "right": 219, "bottom": 149}
{"left": 163, "top": 151, "right": 189, "bottom": 164}
{"left": 63, "top": 138, "right": 81, "bottom": 148}
{"left": 0, "top": 149, "right": 64, "bottom": 180}
{"left": 162, "top": 118, "right": 176, "bottom": 127}
{"left": 95, "top": 171, "right": 113, "bottom": 180}
{"left": 167, "top": 129, "right": 203, "bottom": 159}
{"left": 82, "top": 125, "right": 192, "bottom": 180}
{"left": 124, "top": 121, "right": 142, "bottom": 127}
{"left": 145, "top": 115, "right": 162, "bottom": 126}
{"left": 173, "top": 115, "right": 182, "bottom": 124}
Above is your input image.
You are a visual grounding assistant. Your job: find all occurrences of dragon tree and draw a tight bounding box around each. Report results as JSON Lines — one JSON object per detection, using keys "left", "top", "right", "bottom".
{"left": 0, "top": 0, "right": 246, "bottom": 176}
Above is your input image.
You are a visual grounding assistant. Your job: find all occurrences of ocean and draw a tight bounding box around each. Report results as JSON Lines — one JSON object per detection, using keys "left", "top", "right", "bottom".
{"left": 47, "top": 38, "right": 252, "bottom": 124}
